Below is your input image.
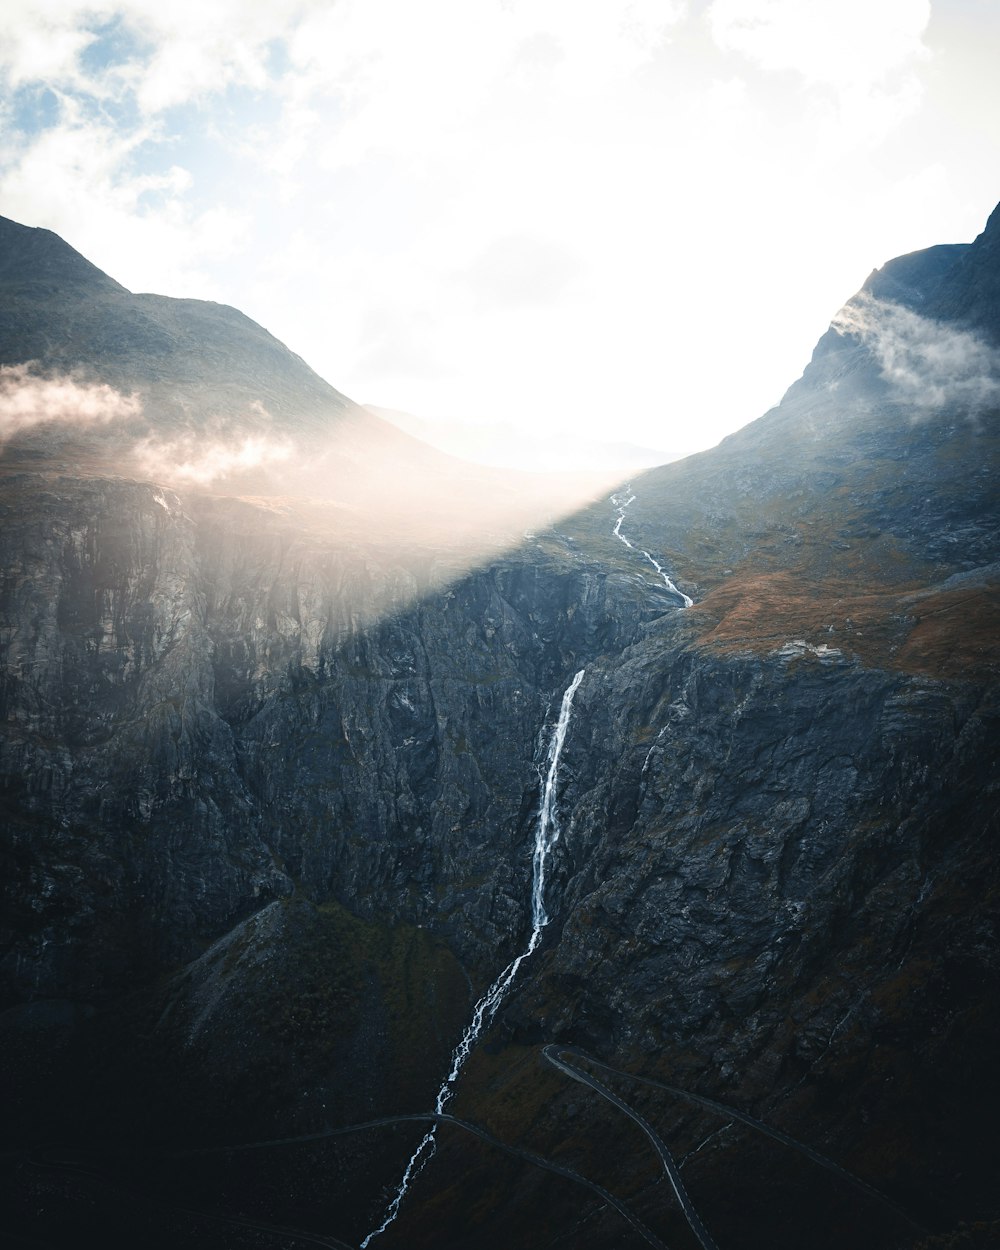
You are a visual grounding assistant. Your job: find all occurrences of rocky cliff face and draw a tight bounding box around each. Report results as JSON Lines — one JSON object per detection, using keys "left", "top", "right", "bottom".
{"left": 1, "top": 210, "right": 998, "bottom": 1250}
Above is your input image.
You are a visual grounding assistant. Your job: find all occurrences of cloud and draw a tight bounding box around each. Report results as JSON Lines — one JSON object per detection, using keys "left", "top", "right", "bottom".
{"left": 459, "top": 233, "right": 582, "bottom": 309}
{"left": 0, "top": 104, "right": 251, "bottom": 299}
{"left": 832, "top": 293, "right": 1000, "bottom": 415}
{"left": 707, "top": 0, "right": 930, "bottom": 88}
{"left": 0, "top": 363, "right": 141, "bottom": 443}
{"left": 353, "top": 300, "right": 457, "bottom": 383}
{"left": 0, "top": 2, "right": 306, "bottom": 293}
{"left": 132, "top": 432, "right": 294, "bottom": 485}
{"left": 0, "top": 2, "right": 320, "bottom": 110}
{"left": 707, "top": 0, "right": 930, "bottom": 147}
{"left": 2, "top": 0, "right": 994, "bottom": 463}
{"left": 283, "top": 1, "right": 687, "bottom": 175}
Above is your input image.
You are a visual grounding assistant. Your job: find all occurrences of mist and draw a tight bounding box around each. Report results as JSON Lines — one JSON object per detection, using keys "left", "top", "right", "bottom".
{"left": 133, "top": 431, "right": 295, "bottom": 485}
{"left": 833, "top": 293, "right": 1000, "bottom": 416}
{"left": 95, "top": 403, "right": 632, "bottom": 644}
{"left": 0, "top": 357, "right": 635, "bottom": 629}
{"left": 0, "top": 363, "right": 141, "bottom": 444}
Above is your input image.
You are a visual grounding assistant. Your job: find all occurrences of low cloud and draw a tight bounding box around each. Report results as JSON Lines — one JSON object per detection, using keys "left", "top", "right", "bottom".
{"left": 133, "top": 432, "right": 295, "bottom": 485}
{"left": 0, "top": 363, "right": 141, "bottom": 443}
{"left": 832, "top": 293, "right": 1000, "bottom": 416}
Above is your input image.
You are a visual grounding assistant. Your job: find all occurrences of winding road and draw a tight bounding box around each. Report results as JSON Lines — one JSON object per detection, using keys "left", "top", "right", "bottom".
{"left": 540, "top": 1045, "right": 927, "bottom": 1243}
{"left": 172, "top": 1108, "right": 668, "bottom": 1250}
{"left": 29, "top": 1037, "right": 928, "bottom": 1250}
{"left": 543, "top": 1046, "right": 719, "bottom": 1250}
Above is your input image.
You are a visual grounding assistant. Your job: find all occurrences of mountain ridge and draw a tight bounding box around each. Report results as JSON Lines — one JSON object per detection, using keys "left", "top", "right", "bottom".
{"left": 0, "top": 212, "right": 358, "bottom": 437}
{"left": 1, "top": 206, "right": 998, "bottom": 1250}
{"left": 0, "top": 213, "right": 633, "bottom": 565}
{"left": 0, "top": 214, "right": 128, "bottom": 295}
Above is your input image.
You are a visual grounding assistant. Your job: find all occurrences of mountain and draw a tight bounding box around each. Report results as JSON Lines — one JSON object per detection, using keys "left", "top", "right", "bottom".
{"left": 0, "top": 215, "right": 356, "bottom": 435}
{"left": 1, "top": 208, "right": 998, "bottom": 1250}
{"left": 0, "top": 215, "right": 621, "bottom": 559}
{"left": 925, "top": 201, "right": 1000, "bottom": 339}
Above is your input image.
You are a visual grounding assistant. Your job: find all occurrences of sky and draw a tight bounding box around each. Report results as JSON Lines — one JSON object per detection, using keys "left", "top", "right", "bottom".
{"left": 1, "top": 0, "right": 998, "bottom": 460}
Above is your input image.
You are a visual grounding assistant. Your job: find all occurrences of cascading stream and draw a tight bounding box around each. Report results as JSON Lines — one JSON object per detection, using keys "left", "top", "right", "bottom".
{"left": 361, "top": 668, "right": 586, "bottom": 1247}
{"left": 610, "top": 486, "right": 693, "bottom": 607}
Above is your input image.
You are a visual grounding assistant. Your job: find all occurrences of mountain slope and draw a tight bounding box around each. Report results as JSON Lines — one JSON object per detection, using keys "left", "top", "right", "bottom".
{"left": 0, "top": 214, "right": 626, "bottom": 569}
{"left": 1, "top": 207, "right": 998, "bottom": 1250}
{"left": 0, "top": 214, "right": 354, "bottom": 433}
{"left": 557, "top": 215, "right": 1000, "bottom": 682}
{"left": 926, "top": 201, "right": 1000, "bottom": 339}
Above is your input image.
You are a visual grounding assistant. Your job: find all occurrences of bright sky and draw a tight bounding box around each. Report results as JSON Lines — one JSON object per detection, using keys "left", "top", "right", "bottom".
{"left": 1, "top": 0, "right": 998, "bottom": 457}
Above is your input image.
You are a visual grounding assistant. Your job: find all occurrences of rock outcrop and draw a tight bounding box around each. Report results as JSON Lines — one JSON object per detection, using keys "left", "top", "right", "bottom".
{"left": 1, "top": 208, "right": 998, "bottom": 1250}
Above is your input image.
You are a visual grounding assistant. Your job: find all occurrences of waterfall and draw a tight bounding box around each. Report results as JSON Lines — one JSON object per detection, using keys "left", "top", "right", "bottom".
{"left": 530, "top": 667, "right": 585, "bottom": 932}
{"left": 361, "top": 668, "right": 586, "bottom": 1246}
{"left": 610, "top": 486, "right": 693, "bottom": 607}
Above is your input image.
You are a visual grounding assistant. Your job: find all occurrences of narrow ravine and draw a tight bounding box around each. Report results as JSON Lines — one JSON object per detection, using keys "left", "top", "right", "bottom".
{"left": 361, "top": 668, "right": 587, "bottom": 1247}
{"left": 610, "top": 486, "right": 693, "bottom": 606}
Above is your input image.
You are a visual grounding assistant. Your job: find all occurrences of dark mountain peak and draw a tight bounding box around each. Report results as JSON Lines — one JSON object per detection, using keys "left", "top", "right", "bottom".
{"left": 613, "top": 197, "right": 1000, "bottom": 604}
{"left": 861, "top": 241, "right": 969, "bottom": 309}
{"left": 763, "top": 205, "right": 1000, "bottom": 416}
{"left": 925, "top": 198, "right": 1000, "bottom": 341}
{"left": 856, "top": 199, "right": 1000, "bottom": 329}
{"left": 0, "top": 214, "right": 359, "bottom": 439}
{"left": 0, "top": 214, "right": 616, "bottom": 544}
{"left": 0, "top": 213, "right": 127, "bottom": 297}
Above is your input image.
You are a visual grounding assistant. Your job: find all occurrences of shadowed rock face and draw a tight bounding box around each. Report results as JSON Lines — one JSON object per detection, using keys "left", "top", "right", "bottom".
{"left": 1, "top": 209, "right": 999, "bottom": 1250}
{"left": 926, "top": 201, "right": 1000, "bottom": 342}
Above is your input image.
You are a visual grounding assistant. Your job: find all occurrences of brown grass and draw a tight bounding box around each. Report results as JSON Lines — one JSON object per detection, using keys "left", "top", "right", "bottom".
{"left": 690, "top": 570, "right": 1000, "bottom": 682}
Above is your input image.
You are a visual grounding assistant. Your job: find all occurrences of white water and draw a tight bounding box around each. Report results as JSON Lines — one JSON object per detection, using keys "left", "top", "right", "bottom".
{"left": 361, "top": 668, "right": 586, "bottom": 1247}
{"left": 610, "top": 486, "right": 693, "bottom": 607}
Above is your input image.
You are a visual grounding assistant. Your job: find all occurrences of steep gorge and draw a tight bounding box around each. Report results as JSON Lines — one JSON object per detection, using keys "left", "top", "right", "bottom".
{"left": 1, "top": 210, "right": 999, "bottom": 1250}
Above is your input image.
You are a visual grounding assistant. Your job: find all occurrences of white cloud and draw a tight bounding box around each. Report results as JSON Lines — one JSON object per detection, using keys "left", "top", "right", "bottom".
{"left": 833, "top": 293, "right": 1000, "bottom": 415}
{"left": 707, "top": 0, "right": 931, "bottom": 148}
{"left": 0, "top": 0, "right": 996, "bottom": 460}
{"left": 354, "top": 303, "right": 450, "bottom": 384}
{"left": 459, "top": 234, "right": 581, "bottom": 309}
{"left": 707, "top": 0, "right": 931, "bottom": 88}
{"left": 282, "top": 0, "right": 688, "bottom": 175}
{"left": 0, "top": 105, "right": 250, "bottom": 298}
{"left": 0, "top": 1, "right": 324, "bottom": 109}
{"left": 133, "top": 432, "right": 294, "bottom": 485}
{"left": 0, "top": 3, "right": 111, "bottom": 92}
{"left": 0, "top": 363, "right": 141, "bottom": 443}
